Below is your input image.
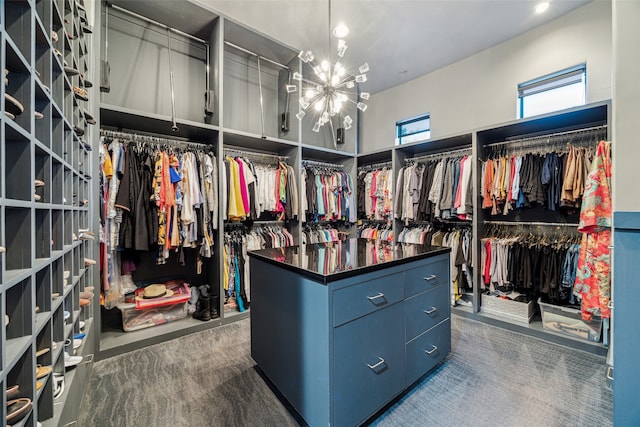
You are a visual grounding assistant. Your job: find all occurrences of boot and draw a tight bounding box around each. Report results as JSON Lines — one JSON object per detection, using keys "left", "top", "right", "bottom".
{"left": 193, "top": 295, "right": 211, "bottom": 321}
{"left": 210, "top": 295, "right": 219, "bottom": 319}
{"left": 187, "top": 286, "right": 200, "bottom": 315}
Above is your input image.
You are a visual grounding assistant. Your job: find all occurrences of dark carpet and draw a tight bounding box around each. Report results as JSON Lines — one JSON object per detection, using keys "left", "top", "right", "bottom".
{"left": 79, "top": 315, "right": 612, "bottom": 427}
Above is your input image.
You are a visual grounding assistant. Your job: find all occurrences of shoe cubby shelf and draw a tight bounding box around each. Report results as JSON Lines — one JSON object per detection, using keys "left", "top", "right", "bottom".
{"left": 2, "top": 0, "right": 96, "bottom": 425}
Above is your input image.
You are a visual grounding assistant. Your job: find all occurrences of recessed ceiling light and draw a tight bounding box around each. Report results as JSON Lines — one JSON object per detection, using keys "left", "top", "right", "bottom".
{"left": 535, "top": 2, "right": 550, "bottom": 14}
{"left": 333, "top": 24, "right": 349, "bottom": 38}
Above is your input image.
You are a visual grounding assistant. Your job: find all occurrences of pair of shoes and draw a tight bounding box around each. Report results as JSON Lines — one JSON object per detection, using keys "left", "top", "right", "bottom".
{"left": 80, "top": 290, "right": 94, "bottom": 299}
{"left": 65, "top": 338, "right": 82, "bottom": 350}
{"left": 35, "top": 347, "right": 50, "bottom": 357}
{"left": 51, "top": 30, "right": 58, "bottom": 42}
{"left": 84, "top": 258, "right": 96, "bottom": 266}
{"left": 84, "top": 109, "right": 96, "bottom": 125}
{"left": 5, "top": 93, "right": 24, "bottom": 116}
{"left": 6, "top": 397, "right": 32, "bottom": 424}
{"left": 64, "top": 351, "right": 82, "bottom": 368}
{"left": 36, "top": 365, "right": 52, "bottom": 379}
{"left": 35, "top": 111, "right": 44, "bottom": 119}
{"left": 6, "top": 384, "right": 19, "bottom": 399}
{"left": 193, "top": 285, "right": 218, "bottom": 320}
{"left": 74, "top": 125, "right": 85, "bottom": 136}
{"left": 79, "top": 230, "right": 95, "bottom": 240}
{"left": 73, "top": 85, "right": 88, "bottom": 101}
{"left": 53, "top": 373, "right": 65, "bottom": 399}
{"left": 79, "top": 298, "right": 91, "bottom": 307}
{"left": 64, "top": 65, "right": 79, "bottom": 76}
{"left": 34, "top": 193, "right": 42, "bottom": 201}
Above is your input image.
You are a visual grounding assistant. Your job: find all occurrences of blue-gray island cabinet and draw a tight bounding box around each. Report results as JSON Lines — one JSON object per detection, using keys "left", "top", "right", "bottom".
{"left": 249, "top": 238, "right": 452, "bottom": 427}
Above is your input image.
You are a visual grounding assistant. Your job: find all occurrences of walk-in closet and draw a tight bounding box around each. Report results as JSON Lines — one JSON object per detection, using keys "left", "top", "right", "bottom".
{"left": 2, "top": 0, "right": 637, "bottom": 425}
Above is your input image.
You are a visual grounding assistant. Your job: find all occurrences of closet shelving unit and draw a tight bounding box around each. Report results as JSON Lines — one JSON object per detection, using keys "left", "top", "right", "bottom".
{"left": 2, "top": 0, "right": 97, "bottom": 425}
{"left": 463, "top": 101, "right": 611, "bottom": 356}
{"left": 96, "top": 0, "right": 362, "bottom": 358}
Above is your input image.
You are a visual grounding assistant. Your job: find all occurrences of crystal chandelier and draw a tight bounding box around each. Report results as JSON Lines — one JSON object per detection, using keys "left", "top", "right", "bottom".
{"left": 286, "top": 0, "right": 369, "bottom": 147}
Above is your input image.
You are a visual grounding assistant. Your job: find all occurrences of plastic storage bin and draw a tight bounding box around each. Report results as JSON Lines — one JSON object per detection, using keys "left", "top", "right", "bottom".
{"left": 538, "top": 298, "right": 602, "bottom": 342}
{"left": 481, "top": 293, "right": 535, "bottom": 324}
{"left": 119, "top": 301, "right": 189, "bottom": 332}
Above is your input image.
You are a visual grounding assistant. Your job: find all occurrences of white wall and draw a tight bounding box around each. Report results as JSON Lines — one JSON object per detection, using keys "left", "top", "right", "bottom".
{"left": 612, "top": 0, "right": 640, "bottom": 213}
{"left": 361, "top": 0, "right": 612, "bottom": 153}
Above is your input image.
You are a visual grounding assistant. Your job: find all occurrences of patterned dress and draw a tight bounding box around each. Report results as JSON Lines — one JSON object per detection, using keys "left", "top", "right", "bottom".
{"left": 574, "top": 141, "right": 612, "bottom": 320}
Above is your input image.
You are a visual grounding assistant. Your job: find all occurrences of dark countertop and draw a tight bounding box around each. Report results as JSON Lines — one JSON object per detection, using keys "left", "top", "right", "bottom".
{"left": 248, "top": 238, "right": 450, "bottom": 283}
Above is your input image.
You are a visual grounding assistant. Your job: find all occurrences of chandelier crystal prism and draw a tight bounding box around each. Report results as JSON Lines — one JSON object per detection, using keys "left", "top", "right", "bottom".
{"left": 290, "top": 1, "right": 369, "bottom": 146}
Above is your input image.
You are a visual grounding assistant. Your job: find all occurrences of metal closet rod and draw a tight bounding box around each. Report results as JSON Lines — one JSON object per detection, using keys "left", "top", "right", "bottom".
{"left": 406, "top": 146, "right": 472, "bottom": 163}
{"left": 223, "top": 148, "right": 288, "bottom": 161}
{"left": 486, "top": 124, "right": 608, "bottom": 148}
{"left": 302, "top": 159, "right": 344, "bottom": 169}
{"left": 100, "top": 129, "right": 209, "bottom": 148}
{"left": 484, "top": 220, "right": 578, "bottom": 227}
{"left": 358, "top": 161, "right": 392, "bottom": 170}
{"left": 109, "top": 3, "right": 208, "bottom": 45}
{"left": 224, "top": 41, "right": 290, "bottom": 70}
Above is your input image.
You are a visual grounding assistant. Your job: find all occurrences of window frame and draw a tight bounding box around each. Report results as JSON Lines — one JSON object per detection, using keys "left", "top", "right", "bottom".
{"left": 395, "top": 113, "right": 431, "bottom": 145}
{"left": 517, "top": 64, "right": 587, "bottom": 119}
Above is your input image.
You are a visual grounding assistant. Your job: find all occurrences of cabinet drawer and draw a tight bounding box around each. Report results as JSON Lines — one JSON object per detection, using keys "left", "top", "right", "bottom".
{"left": 405, "top": 319, "right": 451, "bottom": 387}
{"left": 405, "top": 284, "right": 450, "bottom": 342}
{"left": 404, "top": 258, "right": 449, "bottom": 298}
{"left": 334, "top": 303, "right": 405, "bottom": 427}
{"left": 333, "top": 274, "right": 404, "bottom": 326}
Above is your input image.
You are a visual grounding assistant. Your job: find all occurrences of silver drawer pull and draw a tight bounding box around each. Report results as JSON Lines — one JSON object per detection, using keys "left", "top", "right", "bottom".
{"left": 423, "top": 274, "right": 436, "bottom": 281}
{"left": 367, "top": 292, "right": 385, "bottom": 301}
{"left": 424, "top": 307, "right": 437, "bottom": 315}
{"left": 606, "top": 366, "right": 613, "bottom": 381}
{"left": 367, "top": 357, "right": 385, "bottom": 370}
{"left": 425, "top": 345, "right": 438, "bottom": 355}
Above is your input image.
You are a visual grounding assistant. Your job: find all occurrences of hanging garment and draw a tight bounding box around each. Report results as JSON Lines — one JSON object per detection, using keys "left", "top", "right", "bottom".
{"left": 574, "top": 141, "right": 612, "bottom": 321}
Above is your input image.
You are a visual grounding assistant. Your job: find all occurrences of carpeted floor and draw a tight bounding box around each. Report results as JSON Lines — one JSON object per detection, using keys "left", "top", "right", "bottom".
{"left": 79, "top": 315, "right": 612, "bottom": 427}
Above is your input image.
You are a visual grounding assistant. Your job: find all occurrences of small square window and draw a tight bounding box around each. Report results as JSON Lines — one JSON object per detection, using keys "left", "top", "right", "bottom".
{"left": 396, "top": 114, "right": 431, "bottom": 145}
{"left": 518, "top": 64, "right": 586, "bottom": 118}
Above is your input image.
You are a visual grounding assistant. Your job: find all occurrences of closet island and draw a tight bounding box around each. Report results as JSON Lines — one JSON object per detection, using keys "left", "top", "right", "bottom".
{"left": 249, "top": 238, "right": 451, "bottom": 426}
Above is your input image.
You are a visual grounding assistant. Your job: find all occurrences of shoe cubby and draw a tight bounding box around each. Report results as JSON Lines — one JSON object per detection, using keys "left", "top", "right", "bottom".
{"left": 36, "top": 266, "right": 52, "bottom": 316}
{"left": 36, "top": 0, "right": 53, "bottom": 33}
{"left": 52, "top": 60, "right": 64, "bottom": 109}
{"left": 63, "top": 209, "right": 71, "bottom": 245}
{"left": 63, "top": 167, "right": 72, "bottom": 207}
{"left": 51, "top": 209, "right": 63, "bottom": 253}
{"left": 6, "top": 350, "right": 35, "bottom": 419}
{"left": 5, "top": 43, "right": 32, "bottom": 135}
{"left": 4, "top": 0, "right": 33, "bottom": 64}
{"left": 35, "top": 321, "right": 53, "bottom": 369}
{"left": 35, "top": 209, "right": 51, "bottom": 259}
{"left": 35, "top": 22, "right": 52, "bottom": 94}
{"left": 5, "top": 127, "right": 31, "bottom": 201}
{"left": 51, "top": 112, "right": 64, "bottom": 157}
{"left": 38, "top": 376, "right": 55, "bottom": 421}
{"left": 5, "top": 277, "right": 33, "bottom": 358}
{"left": 52, "top": 305, "right": 65, "bottom": 354}
{"left": 51, "top": 257, "right": 64, "bottom": 296}
{"left": 5, "top": 208, "right": 32, "bottom": 274}
{"left": 35, "top": 88, "right": 52, "bottom": 147}
{"left": 35, "top": 145, "right": 50, "bottom": 202}
{"left": 51, "top": 160, "right": 63, "bottom": 205}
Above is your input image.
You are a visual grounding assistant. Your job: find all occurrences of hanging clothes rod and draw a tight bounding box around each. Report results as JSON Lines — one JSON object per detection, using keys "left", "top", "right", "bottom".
{"left": 486, "top": 124, "right": 607, "bottom": 148}
{"left": 224, "top": 41, "right": 290, "bottom": 70}
{"left": 406, "top": 146, "right": 472, "bottom": 163}
{"left": 302, "top": 159, "right": 344, "bottom": 169}
{"left": 109, "top": 4, "right": 208, "bottom": 45}
{"left": 484, "top": 220, "right": 578, "bottom": 227}
{"left": 223, "top": 147, "right": 288, "bottom": 161}
{"left": 100, "top": 129, "right": 210, "bottom": 148}
{"left": 358, "top": 161, "right": 392, "bottom": 171}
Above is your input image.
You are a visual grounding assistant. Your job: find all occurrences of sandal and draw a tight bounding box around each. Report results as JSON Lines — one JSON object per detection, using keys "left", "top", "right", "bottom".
{"left": 36, "top": 365, "right": 52, "bottom": 379}
{"left": 6, "top": 398, "right": 32, "bottom": 424}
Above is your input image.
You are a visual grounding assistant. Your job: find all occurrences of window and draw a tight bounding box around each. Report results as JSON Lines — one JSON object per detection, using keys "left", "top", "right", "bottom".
{"left": 518, "top": 64, "right": 586, "bottom": 118}
{"left": 396, "top": 114, "right": 431, "bottom": 145}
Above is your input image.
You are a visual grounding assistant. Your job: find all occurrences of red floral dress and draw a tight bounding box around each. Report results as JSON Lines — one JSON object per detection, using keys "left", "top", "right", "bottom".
{"left": 574, "top": 141, "right": 612, "bottom": 320}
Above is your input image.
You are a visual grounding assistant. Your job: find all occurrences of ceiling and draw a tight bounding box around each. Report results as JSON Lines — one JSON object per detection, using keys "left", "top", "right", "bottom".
{"left": 198, "top": 0, "right": 592, "bottom": 94}
{"left": 110, "top": 0, "right": 593, "bottom": 94}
